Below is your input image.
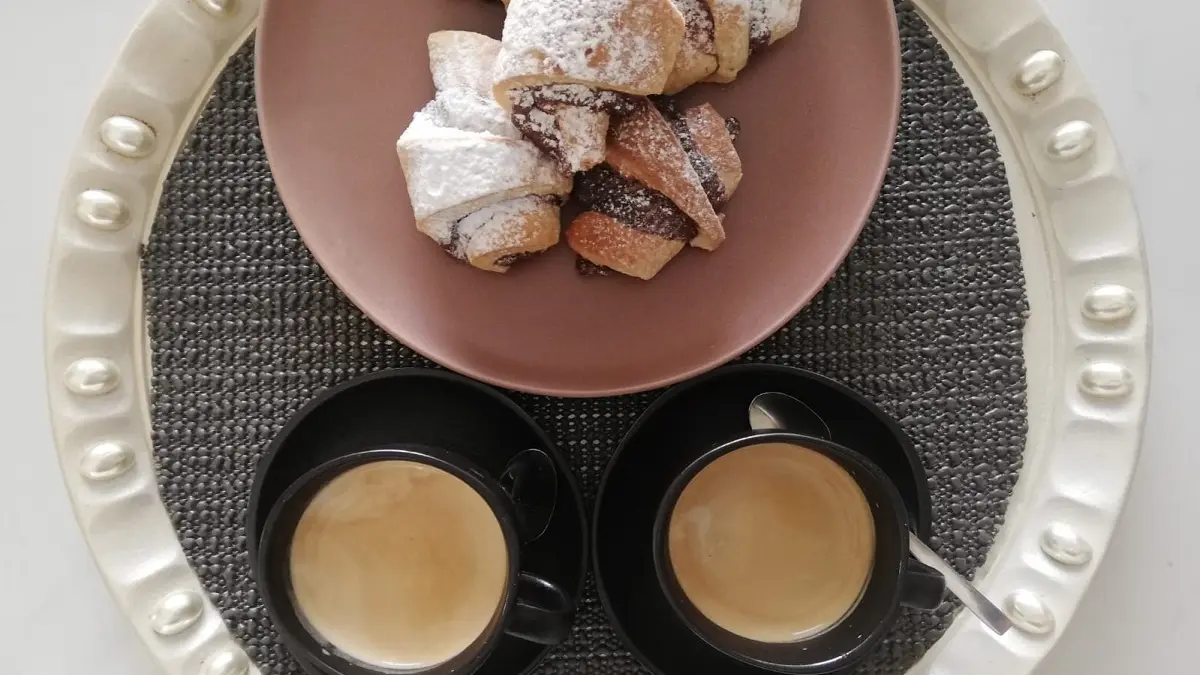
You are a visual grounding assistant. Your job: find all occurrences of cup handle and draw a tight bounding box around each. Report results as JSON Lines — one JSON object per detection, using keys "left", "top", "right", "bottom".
{"left": 499, "top": 448, "right": 558, "bottom": 544}
{"left": 504, "top": 572, "right": 574, "bottom": 645}
{"left": 899, "top": 561, "right": 947, "bottom": 610}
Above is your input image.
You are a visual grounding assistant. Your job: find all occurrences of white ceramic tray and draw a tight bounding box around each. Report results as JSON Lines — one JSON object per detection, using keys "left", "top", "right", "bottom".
{"left": 42, "top": 1, "right": 1150, "bottom": 674}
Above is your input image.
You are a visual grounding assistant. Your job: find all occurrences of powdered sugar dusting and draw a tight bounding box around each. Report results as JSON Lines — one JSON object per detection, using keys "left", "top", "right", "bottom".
{"left": 423, "top": 89, "right": 522, "bottom": 140}
{"left": 495, "top": 0, "right": 685, "bottom": 94}
{"left": 751, "top": 0, "right": 792, "bottom": 27}
{"left": 458, "top": 195, "right": 547, "bottom": 259}
{"left": 576, "top": 165, "right": 696, "bottom": 241}
{"left": 419, "top": 32, "right": 521, "bottom": 138}
{"left": 608, "top": 100, "right": 722, "bottom": 245}
{"left": 513, "top": 84, "right": 640, "bottom": 112}
{"left": 619, "top": 103, "right": 691, "bottom": 176}
{"left": 428, "top": 31, "right": 501, "bottom": 96}
{"left": 397, "top": 32, "right": 569, "bottom": 228}
{"left": 507, "top": 85, "right": 638, "bottom": 172}
{"left": 509, "top": 89, "right": 611, "bottom": 172}
{"left": 553, "top": 106, "right": 609, "bottom": 170}
{"left": 750, "top": 0, "right": 801, "bottom": 47}
{"left": 399, "top": 119, "right": 566, "bottom": 222}
{"left": 675, "top": 0, "right": 716, "bottom": 52}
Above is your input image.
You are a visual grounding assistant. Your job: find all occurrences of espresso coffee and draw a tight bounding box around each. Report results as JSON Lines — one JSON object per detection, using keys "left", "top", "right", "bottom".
{"left": 668, "top": 442, "right": 876, "bottom": 643}
{"left": 289, "top": 461, "right": 509, "bottom": 669}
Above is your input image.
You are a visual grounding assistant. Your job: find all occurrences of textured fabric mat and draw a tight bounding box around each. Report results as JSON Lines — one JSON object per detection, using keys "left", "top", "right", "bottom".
{"left": 143, "top": 4, "right": 1028, "bottom": 673}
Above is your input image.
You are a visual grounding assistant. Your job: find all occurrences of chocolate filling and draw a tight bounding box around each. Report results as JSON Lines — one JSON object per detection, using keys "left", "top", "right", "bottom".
{"left": 576, "top": 256, "right": 615, "bottom": 276}
{"left": 515, "top": 85, "right": 641, "bottom": 116}
{"left": 677, "top": 0, "right": 717, "bottom": 55}
{"left": 749, "top": 0, "right": 773, "bottom": 53}
{"left": 725, "top": 116, "right": 742, "bottom": 141}
{"left": 494, "top": 252, "right": 536, "bottom": 268}
{"left": 575, "top": 165, "right": 699, "bottom": 242}
{"left": 653, "top": 97, "right": 726, "bottom": 208}
{"left": 510, "top": 85, "right": 641, "bottom": 170}
{"left": 540, "top": 193, "right": 568, "bottom": 208}
{"left": 444, "top": 195, "right": 562, "bottom": 267}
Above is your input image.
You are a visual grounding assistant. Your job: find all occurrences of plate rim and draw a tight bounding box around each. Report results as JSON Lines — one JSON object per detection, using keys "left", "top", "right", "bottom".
{"left": 42, "top": 1, "right": 1151, "bottom": 675}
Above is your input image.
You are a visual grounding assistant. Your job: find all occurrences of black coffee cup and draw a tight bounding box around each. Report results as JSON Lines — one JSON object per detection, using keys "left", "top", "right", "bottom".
{"left": 652, "top": 432, "right": 945, "bottom": 674}
{"left": 257, "top": 446, "right": 572, "bottom": 675}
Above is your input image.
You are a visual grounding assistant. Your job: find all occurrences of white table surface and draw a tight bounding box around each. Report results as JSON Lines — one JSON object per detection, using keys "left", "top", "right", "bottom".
{"left": 1, "top": 1, "right": 1194, "bottom": 673}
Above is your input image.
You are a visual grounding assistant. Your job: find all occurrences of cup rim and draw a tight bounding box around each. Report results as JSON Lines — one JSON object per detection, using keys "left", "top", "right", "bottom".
{"left": 256, "top": 446, "right": 523, "bottom": 675}
{"left": 650, "top": 432, "right": 913, "bottom": 674}
{"left": 247, "top": 367, "right": 593, "bottom": 566}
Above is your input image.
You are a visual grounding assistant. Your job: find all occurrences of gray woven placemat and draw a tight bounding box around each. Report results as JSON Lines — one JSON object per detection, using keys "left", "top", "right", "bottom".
{"left": 143, "top": 3, "right": 1027, "bottom": 673}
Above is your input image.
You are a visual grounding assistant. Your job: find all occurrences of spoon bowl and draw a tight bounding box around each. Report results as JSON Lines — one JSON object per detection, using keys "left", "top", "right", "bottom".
{"left": 749, "top": 392, "right": 833, "bottom": 439}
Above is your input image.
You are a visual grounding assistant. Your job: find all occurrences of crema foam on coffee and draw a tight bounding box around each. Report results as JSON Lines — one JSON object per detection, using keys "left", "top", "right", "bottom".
{"left": 668, "top": 442, "right": 875, "bottom": 643}
{"left": 289, "top": 461, "right": 509, "bottom": 669}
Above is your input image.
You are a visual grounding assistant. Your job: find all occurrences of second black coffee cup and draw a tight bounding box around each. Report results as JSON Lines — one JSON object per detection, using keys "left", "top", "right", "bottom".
{"left": 257, "top": 446, "right": 572, "bottom": 675}
{"left": 652, "top": 432, "right": 945, "bottom": 674}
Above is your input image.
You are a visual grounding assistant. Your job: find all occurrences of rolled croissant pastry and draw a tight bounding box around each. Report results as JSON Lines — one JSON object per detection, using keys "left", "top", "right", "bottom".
{"left": 704, "top": 0, "right": 750, "bottom": 83}
{"left": 660, "top": 0, "right": 807, "bottom": 90}
{"left": 701, "top": 0, "right": 802, "bottom": 84}
{"left": 748, "top": 0, "right": 803, "bottom": 54}
{"left": 567, "top": 99, "right": 742, "bottom": 280}
{"left": 397, "top": 31, "right": 572, "bottom": 273}
{"left": 663, "top": 0, "right": 720, "bottom": 93}
{"left": 493, "top": 0, "right": 687, "bottom": 173}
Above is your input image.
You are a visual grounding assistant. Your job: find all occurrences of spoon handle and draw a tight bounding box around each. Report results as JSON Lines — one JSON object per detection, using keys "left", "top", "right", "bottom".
{"left": 908, "top": 533, "right": 1012, "bottom": 635}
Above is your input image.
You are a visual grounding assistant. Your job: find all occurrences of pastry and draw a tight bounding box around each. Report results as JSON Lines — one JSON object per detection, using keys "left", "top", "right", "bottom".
{"left": 704, "top": 0, "right": 751, "bottom": 83}
{"left": 702, "top": 0, "right": 802, "bottom": 83}
{"left": 605, "top": 98, "right": 728, "bottom": 248}
{"left": 567, "top": 98, "right": 742, "bottom": 279}
{"left": 493, "top": 0, "right": 687, "bottom": 172}
{"left": 489, "top": 0, "right": 802, "bottom": 93}
{"left": 748, "top": 0, "right": 803, "bottom": 53}
{"left": 663, "top": 0, "right": 720, "bottom": 94}
{"left": 397, "top": 31, "right": 572, "bottom": 273}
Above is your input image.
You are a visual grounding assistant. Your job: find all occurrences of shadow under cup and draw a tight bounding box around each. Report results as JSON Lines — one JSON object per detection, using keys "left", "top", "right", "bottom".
{"left": 652, "top": 433, "right": 945, "bottom": 675}
{"left": 256, "top": 447, "right": 572, "bottom": 675}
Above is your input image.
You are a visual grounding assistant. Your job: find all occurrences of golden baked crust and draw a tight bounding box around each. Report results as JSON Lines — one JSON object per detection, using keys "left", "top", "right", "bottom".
{"left": 567, "top": 211, "right": 686, "bottom": 280}
{"left": 465, "top": 197, "right": 562, "bottom": 273}
{"left": 606, "top": 100, "right": 725, "bottom": 250}
{"left": 664, "top": 43, "right": 719, "bottom": 94}
{"left": 683, "top": 103, "right": 743, "bottom": 198}
{"left": 704, "top": 0, "right": 750, "bottom": 83}
{"left": 493, "top": 0, "right": 687, "bottom": 102}
{"left": 663, "top": 0, "right": 720, "bottom": 94}
{"left": 397, "top": 31, "right": 571, "bottom": 273}
{"left": 566, "top": 101, "right": 743, "bottom": 279}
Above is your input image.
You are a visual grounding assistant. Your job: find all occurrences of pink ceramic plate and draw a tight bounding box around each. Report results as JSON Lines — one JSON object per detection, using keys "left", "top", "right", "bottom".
{"left": 256, "top": 0, "right": 899, "bottom": 397}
